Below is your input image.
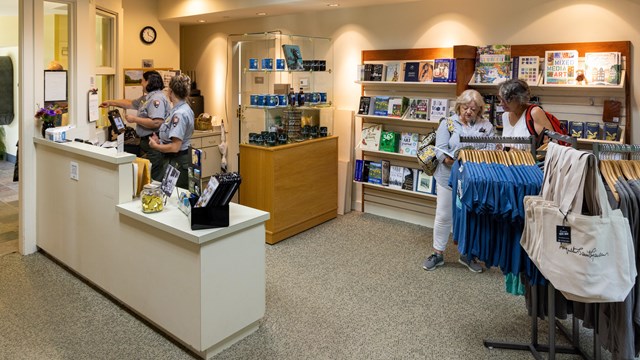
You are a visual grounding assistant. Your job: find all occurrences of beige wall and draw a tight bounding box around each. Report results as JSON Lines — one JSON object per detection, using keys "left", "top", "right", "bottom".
{"left": 121, "top": 0, "right": 180, "bottom": 70}
{"left": 0, "top": 14, "right": 18, "bottom": 157}
{"left": 180, "top": 0, "right": 640, "bottom": 173}
{"left": 0, "top": 16, "right": 18, "bottom": 47}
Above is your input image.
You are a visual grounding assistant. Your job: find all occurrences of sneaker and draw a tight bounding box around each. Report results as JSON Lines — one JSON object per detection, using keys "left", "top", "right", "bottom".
{"left": 422, "top": 253, "right": 444, "bottom": 271}
{"left": 458, "top": 255, "right": 483, "bottom": 273}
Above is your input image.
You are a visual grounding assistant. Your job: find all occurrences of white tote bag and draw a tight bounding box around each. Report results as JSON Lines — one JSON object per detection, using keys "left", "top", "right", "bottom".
{"left": 536, "top": 151, "right": 637, "bottom": 303}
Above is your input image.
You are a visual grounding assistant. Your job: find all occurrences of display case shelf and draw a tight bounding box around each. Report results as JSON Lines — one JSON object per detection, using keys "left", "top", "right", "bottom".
{"left": 357, "top": 181, "right": 436, "bottom": 200}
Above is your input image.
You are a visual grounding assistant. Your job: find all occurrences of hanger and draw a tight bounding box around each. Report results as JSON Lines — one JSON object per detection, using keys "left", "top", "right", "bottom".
{"left": 599, "top": 160, "right": 620, "bottom": 202}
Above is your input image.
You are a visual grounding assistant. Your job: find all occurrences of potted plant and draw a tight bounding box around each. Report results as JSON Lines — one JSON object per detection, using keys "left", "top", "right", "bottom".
{"left": 34, "top": 104, "right": 63, "bottom": 137}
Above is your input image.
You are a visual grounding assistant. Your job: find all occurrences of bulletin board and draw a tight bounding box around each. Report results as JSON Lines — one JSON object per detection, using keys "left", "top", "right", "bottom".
{"left": 122, "top": 68, "right": 179, "bottom": 115}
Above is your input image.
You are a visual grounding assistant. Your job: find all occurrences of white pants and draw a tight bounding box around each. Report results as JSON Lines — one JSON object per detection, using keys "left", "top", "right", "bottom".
{"left": 432, "top": 183, "right": 453, "bottom": 252}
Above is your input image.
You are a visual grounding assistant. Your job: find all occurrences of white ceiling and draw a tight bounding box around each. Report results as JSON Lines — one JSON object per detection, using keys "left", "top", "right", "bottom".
{"left": 0, "top": 0, "right": 421, "bottom": 22}
{"left": 159, "top": 0, "right": 424, "bottom": 24}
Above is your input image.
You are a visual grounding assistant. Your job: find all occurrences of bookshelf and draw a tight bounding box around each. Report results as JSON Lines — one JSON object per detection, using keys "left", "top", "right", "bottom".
{"left": 466, "top": 41, "right": 631, "bottom": 146}
{"left": 353, "top": 46, "right": 475, "bottom": 226}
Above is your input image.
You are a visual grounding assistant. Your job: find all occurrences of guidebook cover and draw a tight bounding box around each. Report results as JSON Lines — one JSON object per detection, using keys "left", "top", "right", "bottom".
{"left": 544, "top": 50, "right": 579, "bottom": 85}
{"left": 282, "top": 44, "right": 304, "bottom": 71}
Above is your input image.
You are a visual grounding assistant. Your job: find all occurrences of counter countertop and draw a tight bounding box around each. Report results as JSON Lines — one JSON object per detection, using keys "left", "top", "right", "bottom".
{"left": 116, "top": 199, "right": 270, "bottom": 245}
{"left": 34, "top": 137, "right": 136, "bottom": 164}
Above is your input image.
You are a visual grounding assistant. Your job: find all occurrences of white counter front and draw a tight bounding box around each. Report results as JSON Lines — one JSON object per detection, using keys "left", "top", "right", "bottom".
{"left": 35, "top": 138, "right": 270, "bottom": 359}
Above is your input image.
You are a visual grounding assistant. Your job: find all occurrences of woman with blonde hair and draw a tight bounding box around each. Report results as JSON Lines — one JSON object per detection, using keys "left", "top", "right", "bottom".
{"left": 422, "top": 89, "right": 494, "bottom": 273}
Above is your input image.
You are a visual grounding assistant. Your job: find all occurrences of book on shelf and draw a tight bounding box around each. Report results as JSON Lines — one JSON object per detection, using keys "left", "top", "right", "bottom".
{"left": 473, "top": 45, "right": 511, "bottom": 84}
{"left": 544, "top": 50, "right": 579, "bottom": 85}
{"left": 404, "top": 98, "right": 429, "bottom": 121}
{"left": 418, "top": 61, "right": 434, "bottom": 82}
{"left": 515, "top": 56, "right": 540, "bottom": 85}
{"left": 403, "top": 62, "right": 420, "bottom": 82}
{"left": 354, "top": 159, "right": 364, "bottom": 182}
{"left": 402, "top": 168, "right": 417, "bottom": 191}
{"left": 358, "top": 96, "right": 372, "bottom": 115}
{"left": 358, "top": 123, "right": 383, "bottom": 150}
{"left": 357, "top": 65, "right": 365, "bottom": 81}
{"left": 585, "top": 122, "right": 600, "bottom": 140}
{"left": 433, "top": 58, "right": 453, "bottom": 83}
{"left": 388, "top": 165, "right": 405, "bottom": 190}
{"left": 603, "top": 123, "right": 619, "bottom": 141}
{"left": 385, "top": 62, "right": 402, "bottom": 82}
{"left": 362, "top": 160, "right": 372, "bottom": 182}
{"left": 282, "top": 44, "right": 304, "bottom": 71}
{"left": 370, "top": 64, "right": 386, "bottom": 81}
{"left": 387, "top": 96, "right": 409, "bottom": 118}
{"left": 379, "top": 131, "right": 400, "bottom": 153}
{"left": 367, "top": 162, "right": 383, "bottom": 185}
{"left": 429, "top": 98, "right": 449, "bottom": 122}
{"left": 373, "top": 96, "right": 390, "bottom": 116}
{"left": 381, "top": 160, "right": 390, "bottom": 186}
{"left": 416, "top": 170, "right": 435, "bottom": 194}
{"left": 584, "top": 52, "right": 621, "bottom": 86}
{"left": 569, "top": 121, "right": 585, "bottom": 138}
{"left": 399, "top": 132, "right": 420, "bottom": 155}
{"left": 482, "top": 95, "right": 495, "bottom": 124}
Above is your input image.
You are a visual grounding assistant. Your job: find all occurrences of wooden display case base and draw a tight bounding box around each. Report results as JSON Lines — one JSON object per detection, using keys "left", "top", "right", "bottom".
{"left": 240, "top": 136, "right": 338, "bottom": 244}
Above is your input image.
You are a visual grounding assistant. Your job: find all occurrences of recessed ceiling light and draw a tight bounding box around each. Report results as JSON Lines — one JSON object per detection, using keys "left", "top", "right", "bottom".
{"left": 327, "top": 3, "right": 340, "bottom": 7}
{"left": 198, "top": 19, "right": 206, "bottom": 23}
{"left": 256, "top": 12, "right": 267, "bottom": 16}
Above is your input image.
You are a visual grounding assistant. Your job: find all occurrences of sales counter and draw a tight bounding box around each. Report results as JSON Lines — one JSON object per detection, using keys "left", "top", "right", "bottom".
{"left": 34, "top": 138, "right": 269, "bottom": 359}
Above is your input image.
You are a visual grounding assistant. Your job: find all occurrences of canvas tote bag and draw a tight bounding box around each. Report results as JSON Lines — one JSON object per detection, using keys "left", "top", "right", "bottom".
{"left": 536, "top": 149, "right": 636, "bottom": 303}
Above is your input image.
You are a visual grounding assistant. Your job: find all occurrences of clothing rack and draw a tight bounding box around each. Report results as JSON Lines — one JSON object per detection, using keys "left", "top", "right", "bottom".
{"left": 593, "top": 142, "right": 640, "bottom": 160}
{"left": 469, "top": 133, "right": 595, "bottom": 360}
{"left": 458, "top": 135, "right": 536, "bottom": 159}
{"left": 541, "top": 129, "right": 577, "bottom": 148}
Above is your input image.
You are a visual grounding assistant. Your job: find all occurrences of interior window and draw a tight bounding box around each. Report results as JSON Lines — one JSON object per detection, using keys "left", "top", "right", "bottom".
{"left": 95, "top": 9, "right": 116, "bottom": 129}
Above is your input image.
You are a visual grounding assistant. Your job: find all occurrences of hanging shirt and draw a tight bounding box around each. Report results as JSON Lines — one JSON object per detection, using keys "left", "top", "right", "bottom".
{"left": 433, "top": 114, "right": 494, "bottom": 189}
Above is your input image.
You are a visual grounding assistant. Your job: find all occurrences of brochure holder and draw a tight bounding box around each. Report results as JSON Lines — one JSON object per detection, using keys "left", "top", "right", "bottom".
{"left": 188, "top": 197, "right": 229, "bottom": 230}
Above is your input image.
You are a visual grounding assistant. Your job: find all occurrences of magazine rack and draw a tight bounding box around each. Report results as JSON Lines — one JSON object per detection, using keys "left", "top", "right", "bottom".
{"left": 188, "top": 197, "right": 229, "bottom": 230}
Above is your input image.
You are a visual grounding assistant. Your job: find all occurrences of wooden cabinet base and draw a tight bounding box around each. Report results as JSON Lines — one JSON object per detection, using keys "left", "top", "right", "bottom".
{"left": 240, "top": 136, "right": 338, "bottom": 244}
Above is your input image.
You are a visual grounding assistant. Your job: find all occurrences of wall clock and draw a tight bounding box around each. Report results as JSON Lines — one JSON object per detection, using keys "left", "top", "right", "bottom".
{"left": 140, "top": 26, "right": 157, "bottom": 45}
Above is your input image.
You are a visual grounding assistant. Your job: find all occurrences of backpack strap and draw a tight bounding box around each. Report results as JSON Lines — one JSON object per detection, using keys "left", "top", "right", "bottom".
{"left": 524, "top": 104, "right": 540, "bottom": 138}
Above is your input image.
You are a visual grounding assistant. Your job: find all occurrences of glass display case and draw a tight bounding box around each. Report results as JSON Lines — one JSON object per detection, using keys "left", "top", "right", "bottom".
{"left": 230, "top": 32, "right": 334, "bottom": 145}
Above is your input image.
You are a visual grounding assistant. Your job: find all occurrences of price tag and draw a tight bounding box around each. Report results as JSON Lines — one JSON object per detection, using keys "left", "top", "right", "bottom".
{"left": 556, "top": 225, "right": 571, "bottom": 244}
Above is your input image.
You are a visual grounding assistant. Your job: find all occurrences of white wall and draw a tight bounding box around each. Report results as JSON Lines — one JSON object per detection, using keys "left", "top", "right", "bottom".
{"left": 180, "top": 0, "right": 640, "bottom": 175}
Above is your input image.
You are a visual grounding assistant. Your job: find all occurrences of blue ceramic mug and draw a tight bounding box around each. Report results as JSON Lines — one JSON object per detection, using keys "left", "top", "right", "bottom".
{"left": 257, "top": 94, "right": 266, "bottom": 107}
{"left": 276, "top": 58, "right": 286, "bottom": 71}
{"left": 250, "top": 94, "right": 259, "bottom": 106}
{"left": 261, "top": 58, "right": 273, "bottom": 70}
{"left": 277, "top": 94, "right": 287, "bottom": 107}
{"left": 249, "top": 58, "right": 258, "bottom": 70}
{"left": 267, "top": 94, "right": 279, "bottom": 107}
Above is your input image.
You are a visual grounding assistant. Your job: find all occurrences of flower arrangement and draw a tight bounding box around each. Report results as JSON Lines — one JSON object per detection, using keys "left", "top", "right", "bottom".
{"left": 34, "top": 104, "right": 63, "bottom": 124}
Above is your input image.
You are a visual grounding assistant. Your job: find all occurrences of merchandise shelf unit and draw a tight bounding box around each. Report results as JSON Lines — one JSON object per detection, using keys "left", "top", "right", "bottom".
{"left": 354, "top": 46, "right": 475, "bottom": 226}
{"left": 467, "top": 41, "right": 631, "bottom": 147}
{"left": 232, "top": 32, "right": 338, "bottom": 244}
{"left": 230, "top": 31, "right": 334, "bottom": 144}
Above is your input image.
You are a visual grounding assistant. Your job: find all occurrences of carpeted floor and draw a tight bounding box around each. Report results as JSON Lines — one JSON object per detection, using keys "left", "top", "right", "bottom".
{"left": 0, "top": 207, "right": 612, "bottom": 359}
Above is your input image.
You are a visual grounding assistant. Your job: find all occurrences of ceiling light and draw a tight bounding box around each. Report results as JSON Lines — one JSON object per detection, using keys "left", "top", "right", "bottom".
{"left": 327, "top": 3, "right": 340, "bottom": 7}
{"left": 256, "top": 12, "right": 267, "bottom": 16}
{"left": 198, "top": 19, "right": 206, "bottom": 23}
